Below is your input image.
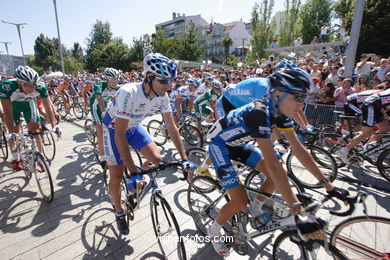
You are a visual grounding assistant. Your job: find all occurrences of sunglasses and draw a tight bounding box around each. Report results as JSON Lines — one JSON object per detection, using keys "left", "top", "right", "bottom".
{"left": 156, "top": 77, "right": 173, "bottom": 85}
{"left": 20, "top": 81, "right": 37, "bottom": 88}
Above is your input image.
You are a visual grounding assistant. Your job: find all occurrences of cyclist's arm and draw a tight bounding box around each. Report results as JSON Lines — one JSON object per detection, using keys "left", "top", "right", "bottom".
{"left": 162, "top": 111, "right": 187, "bottom": 161}
{"left": 189, "top": 97, "right": 194, "bottom": 112}
{"left": 0, "top": 99, "right": 15, "bottom": 133}
{"left": 283, "top": 129, "right": 334, "bottom": 191}
{"left": 256, "top": 137, "right": 304, "bottom": 209}
{"left": 96, "top": 94, "right": 105, "bottom": 111}
{"left": 114, "top": 117, "right": 139, "bottom": 173}
{"left": 41, "top": 97, "right": 57, "bottom": 129}
{"left": 176, "top": 98, "right": 182, "bottom": 118}
{"left": 291, "top": 110, "right": 308, "bottom": 129}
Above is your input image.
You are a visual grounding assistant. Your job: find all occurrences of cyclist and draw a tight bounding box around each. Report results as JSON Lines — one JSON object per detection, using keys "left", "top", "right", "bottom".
{"left": 81, "top": 81, "right": 92, "bottom": 112}
{"left": 336, "top": 88, "right": 390, "bottom": 164}
{"left": 101, "top": 53, "right": 193, "bottom": 235}
{"left": 194, "top": 79, "right": 223, "bottom": 133}
{"left": 90, "top": 67, "right": 121, "bottom": 168}
{"left": 58, "top": 76, "right": 76, "bottom": 110}
{"left": 0, "top": 66, "right": 60, "bottom": 171}
{"left": 206, "top": 68, "right": 349, "bottom": 256}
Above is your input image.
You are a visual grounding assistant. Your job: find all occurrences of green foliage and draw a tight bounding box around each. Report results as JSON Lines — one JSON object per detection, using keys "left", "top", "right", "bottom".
{"left": 176, "top": 21, "right": 205, "bottom": 61}
{"left": 278, "top": 0, "right": 301, "bottom": 46}
{"left": 224, "top": 54, "right": 239, "bottom": 66}
{"left": 64, "top": 56, "right": 84, "bottom": 73}
{"left": 247, "top": 0, "right": 275, "bottom": 61}
{"left": 129, "top": 35, "right": 146, "bottom": 62}
{"left": 34, "top": 34, "right": 56, "bottom": 67}
{"left": 221, "top": 36, "right": 233, "bottom": 61}
{"left": 300, "top": 0, "right": 332, "bottom": 44}
{"left": 89, "top": 42, "right": 131, "bottom": 71}
{"left": 71, "top": 42, "right": 84, "bottom": 62}
{"left": 151, "top": 28, "right": 180, "bottom": 58}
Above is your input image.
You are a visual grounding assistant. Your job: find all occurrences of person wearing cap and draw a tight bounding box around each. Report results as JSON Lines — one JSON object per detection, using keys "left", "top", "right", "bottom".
{"left": 294, "top": 37, "right": 303, "bottom": 46}
{"left": 255, "top": 68, "right": 263, "bottom": 78}
{"left": 375, "top": 58, "right": 389, "bottom": 81}
{"left": 355, "top": 54, "right": 375, "bottom": 75}
{"left": 326, "top": 66, "right": 340, "bottom": 85}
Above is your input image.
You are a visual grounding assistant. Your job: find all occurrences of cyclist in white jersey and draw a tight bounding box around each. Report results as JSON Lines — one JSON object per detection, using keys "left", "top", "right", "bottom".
{"left": 101, "top": 53, "right": 193, "bottom": 235}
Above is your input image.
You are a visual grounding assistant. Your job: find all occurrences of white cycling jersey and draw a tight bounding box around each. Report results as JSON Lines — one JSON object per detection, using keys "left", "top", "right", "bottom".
{"left": 102, "top": 82, "right": 171, "bottom": 130}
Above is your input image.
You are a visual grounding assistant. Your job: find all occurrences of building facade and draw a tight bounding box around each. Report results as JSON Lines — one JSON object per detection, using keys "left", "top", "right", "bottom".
{"left": 0, "top": 54, "right": 24, "bottom": 76}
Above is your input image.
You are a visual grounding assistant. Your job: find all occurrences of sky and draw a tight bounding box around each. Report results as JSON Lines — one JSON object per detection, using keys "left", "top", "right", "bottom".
{"left": 1, "top": 0, "right": 287, "bottom": 57}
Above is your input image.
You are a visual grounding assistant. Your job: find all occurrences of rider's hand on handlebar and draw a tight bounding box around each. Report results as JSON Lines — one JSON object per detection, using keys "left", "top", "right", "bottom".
{"left": 305, "top": 125, "right": 317, "bottom": 134}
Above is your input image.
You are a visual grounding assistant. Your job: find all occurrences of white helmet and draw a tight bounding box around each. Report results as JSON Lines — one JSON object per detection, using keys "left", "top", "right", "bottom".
{"left": 103, "top": 67, "right": 120, "bottom": 78}
{"left": 143, "top": 53, "right": 177, "bottom": 78}
{"left": 14, "top": 66, "right": 39, "bottom": 82}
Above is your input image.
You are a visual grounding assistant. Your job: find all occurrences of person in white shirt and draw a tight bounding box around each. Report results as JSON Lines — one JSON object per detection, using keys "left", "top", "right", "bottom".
{"left": 320, "top": 24, "right": 330, "bottom": 43}
{"left": 376, "top": 59, "right": 389, "bottom": 81}
{"left": 355, "top": 54, "right": 375, "bottom": 75}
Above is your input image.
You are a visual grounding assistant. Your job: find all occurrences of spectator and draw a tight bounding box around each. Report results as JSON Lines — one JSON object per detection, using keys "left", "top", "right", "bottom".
{"left": 355, "top": 74, "right": 370, "bottom": 92}
{"left": 269, "top": 39, "right": 278, "bottom": 49}
{"left": 310, "top": 64, "right": 321, "bottom": 79}
{"left": 294, "top": 37, "right": 303, "bottom": 46}
{"left": 311, "top": 36, "right": 319, "bottom": 44}
{"left": 317, "top": 82, "right": 335, "bottom": 105}
{"left": 305, "top": 77, "right": 320, "bottom": 104}
{"left": 355, "top": 54, "right": 375, "bottom": 75}
{"left": 333, "top": 78, "right": 356, "bottom": 107}
{"left": 326, "top": 66, "right": 340, "bottom": 85}
{"left": 375, "top": 58, "right": 389, "bottom": 81}
{"left": 320, "top": 24, "right": 330, "bottom": 43}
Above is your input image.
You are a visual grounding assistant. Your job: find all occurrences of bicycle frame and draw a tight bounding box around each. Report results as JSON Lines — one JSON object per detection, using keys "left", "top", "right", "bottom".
{"left": 130, "top": 171, "right": 161, "bottom": 210}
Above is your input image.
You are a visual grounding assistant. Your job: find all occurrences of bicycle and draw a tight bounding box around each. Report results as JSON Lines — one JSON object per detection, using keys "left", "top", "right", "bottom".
{"left": 147, "top": 113, "right": 203, "bottom": 147}
{"left": 0, "top": 116, "right": 9, "bottom": 161}
{"left": 103, "top": 160, "right": 190, "bottom": 259}
{"left": 83, "top": 118, "right": 97, "bottom": 146}
{"left": 187, "top": 173, "right": 362, "bottom": 259}
{"left": 12, "top": 129, "right": 57, "bottom": 202}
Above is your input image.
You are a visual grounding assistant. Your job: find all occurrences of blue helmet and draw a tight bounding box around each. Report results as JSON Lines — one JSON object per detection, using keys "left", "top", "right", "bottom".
{"left": 274, "top": 59, "right": 299, "bottom": 71}
{"left": 205, "top": 77, "right": 214, "bottom": 83}
{"left": 186, "top": 78, "right": 200, "bottom": 87}
{"left": 143, "top": 53, "right": 177, "bottom": 78}
{"left": 269, "top": 68, "right": 314, "bottom": 94}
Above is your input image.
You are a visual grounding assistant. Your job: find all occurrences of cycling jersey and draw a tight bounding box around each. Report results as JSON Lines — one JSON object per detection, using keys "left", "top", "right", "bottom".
{"left": 194, "top": 89, "right": 220, "bottom": 121}
{"left": 0, "top": 79, "right": 48, "bottom": 125}
{"left": 90, "top": 81, "right": 120, "bottom": 125}
{"left": 344, "top": 89, "right": 382, "bottom": 116}
{"left": 102, "top": 82, "right": 171, "bottom": 130}
{"left": 169, "top": 85, "right": 195, "bottom": 115}
{"left": 362, "top": 88, "right": 390, "bottom": 127}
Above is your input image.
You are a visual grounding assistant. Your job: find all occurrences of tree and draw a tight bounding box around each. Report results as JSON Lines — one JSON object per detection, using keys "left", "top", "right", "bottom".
{"left": 247, "top": 0, "right": 275, "bottom": 61}
{"left": 85, "top": 20, "right": 113, "bottom": 70}
{"left": 64, "top": 56, "right": 84, "bottom": 73}
{"left": 151, "top": 28, "right": 179, "bottom": 58}
{"left": 278, "top": 0, "right": 301, "bottom": 47}
{"left": 221, "top": 36, "right": 233, "bottom": 61}
{"left": 129, "top": 36, "right": 145, "bottom": 62}
{"left": 176, "top": 21, "right": 205, "bottom": 61}
{"left": 300, "top": 0, "right": 333, "bottom": 44}
{"left": 224, "top": 54, "right": 239, "bottom": 66}
{"left": 71, "top": 42, "right": 84, "bottom": 62}
{"left": 34, "top": 34, "right": 56, "bottom": 67}
{"left": 89, "top": 42, "right": 131, "bottom": 71}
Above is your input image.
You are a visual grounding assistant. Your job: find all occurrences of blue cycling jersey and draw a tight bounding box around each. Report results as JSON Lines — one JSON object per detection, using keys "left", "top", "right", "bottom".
{"left": 223, "top": 78, "right": 270, "bottom": 108}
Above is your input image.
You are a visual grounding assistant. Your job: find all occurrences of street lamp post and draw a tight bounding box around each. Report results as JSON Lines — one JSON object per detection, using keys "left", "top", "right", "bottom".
{"left": 0, "top": 41, "right": 15, "bottom": 74}
{"left": 1, "top": 20, "right": 27, "bottom": 65}
{"left": 52, "top": 0, "right": 65, "bottom": 74}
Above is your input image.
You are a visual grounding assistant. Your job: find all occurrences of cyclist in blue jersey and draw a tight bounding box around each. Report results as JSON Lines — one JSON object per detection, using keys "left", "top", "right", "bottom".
{"left": 205, "top": 68, "right": 349, "bottom": 256}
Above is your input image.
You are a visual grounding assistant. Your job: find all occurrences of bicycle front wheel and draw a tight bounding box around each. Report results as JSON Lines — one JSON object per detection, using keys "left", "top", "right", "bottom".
{"left": 0, "top": 128, "right": 8, "bottom": 161}
{"left": 330, "top": 215, "right": 390, "bottom": 259}
{"left": 147, "top": 119, "right": 167, "bottom": 146}
{"left": 150, "top": 191, "right": 186, "bottom": 260}
{"left": 287, "top": 145, "right": 337, "bottom": 189}
{"left": 34, "top": 152, "right": 54, "bottom": 202}
{"left": 377, "top": 149, "right": 390, "bottom": 182}
{"left": 273, "top": 230, "right": 347, "bottom": 260}
{"left": 84, "top": 119, "right": 96, "bottom": 145}
{"left": 42, "top": 132, "right": 56, "bottom": 162}
{"left": 73, "top": 103, "right": 84, "bottom": 120}
{"left": 179, "top": 124, "right": 203, "bottom": 148}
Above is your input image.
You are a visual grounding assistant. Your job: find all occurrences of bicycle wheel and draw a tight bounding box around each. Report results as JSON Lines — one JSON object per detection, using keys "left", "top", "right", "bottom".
{"left": 330, "top": 215, "right": 390, "bottom": 259}
{"left": 42, "top": 132, "right": 56, "bottom": 162}
{"left": 34, "top": 152, "right": 54, "bottom": 202}
{"left": 273, "top": 230, "right": 347, "bottom": 259}
{"left": 73, "top": 103, "right": 84, "bottom": 120}
{"left": 187, "top": 175, "right": 230, "bottom": 236}
{"left": 377, "top": 149, "right": 390, "bottom": 182}
{"left": 0, "top": 128, "right": 8, "bottom": 161}
{"left": 316, "top": 133, "right": 345, "bottom": 168}
{"left": 245, "top": 170, "right": 304, "bottom": 219}
{"left": 287, "top": 145, "right": 337, "bottom": 189}
{"left": 150, "top": 191, "right": 186, "bottom": 260}
{"left": 57, "top": 102, "right": 69, "bottom": 118}
{"left": 147, "top": 119, "right": 167, "bottom": 146}
{"left": 179, "top": 124, "right": 203, "bottom": 147}
{"left": 84, "top": 119, "right": 96, "bottom": 145}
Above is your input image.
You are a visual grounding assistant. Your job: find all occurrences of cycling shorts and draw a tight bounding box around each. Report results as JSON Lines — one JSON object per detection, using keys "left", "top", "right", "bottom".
{"left": 13, "top": 100, "right": 41, "bottom": 125}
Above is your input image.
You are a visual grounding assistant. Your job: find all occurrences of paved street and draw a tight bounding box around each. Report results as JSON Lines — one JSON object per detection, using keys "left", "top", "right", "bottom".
{"left": 0, "top": 114, "right": 389, "bottom": 259}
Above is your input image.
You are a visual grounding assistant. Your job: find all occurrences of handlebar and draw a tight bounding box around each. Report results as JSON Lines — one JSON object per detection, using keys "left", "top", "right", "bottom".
{"left": 136, "top": 161, "right": 191, "bottom": 181}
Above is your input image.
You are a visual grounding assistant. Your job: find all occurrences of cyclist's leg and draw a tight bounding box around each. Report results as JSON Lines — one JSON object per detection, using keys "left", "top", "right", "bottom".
{"left": 23, "top": 99, "right": 43, "bottom": 153}
{"left": 367, "top": 119, "right": 390, "bottom": 143}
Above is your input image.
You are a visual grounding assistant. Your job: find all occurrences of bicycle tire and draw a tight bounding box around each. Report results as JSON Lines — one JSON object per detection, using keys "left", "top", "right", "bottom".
{"left": 286, "top": 145, "right": 337, "bottom": 189}
{"left": 0, "top": 128, "right": 8, "bottom": 161}
{"left": 273, "top": 230, "right": 347, "bottom": 260}
{"left": 147, "top": 119, "right": 168, "bottom": 146}
{"left": 42, "top": 132, "right": 56, "bottom": 162}
{"left": 317, "top": 133, "right": 346, "bottom": 168}
{"left": 83, "top": 119, "right": 96, "bottom": 145}
{"left": 330, "top": 215, "right": 390, "bottom": 259}
{"left": 150, "top": 191, "right": 187, "bottom": 260}
{"left": 57, "top": 102, "right": 69, "bottom": 119}
{"left": 377, "top": 148, "right": 390, "bottom": 182}
{"left": 179, "top": 124, "right": 204, "bottom": 148}
{"left": 187, "top": 175, "right": 230, "bottom": 236}
{"left": 73, "top": 103, "right": 84, "bottom": 120}
{"left": 34, "top": 152, "right": 54, "bottom": 202}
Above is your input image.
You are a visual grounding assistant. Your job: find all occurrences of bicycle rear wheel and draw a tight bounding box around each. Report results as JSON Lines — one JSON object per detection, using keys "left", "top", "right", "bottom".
{"left": 34, "top": 152, "right": 54, "bottom": 202}
{"left": 147, "top": 119, "right": 168, "bottom": 146}
{"left": 42, "top": 132, "right": 56, "bottom": 162}
{"left": 187, "top": 175, "right": 230, "bottom": 236}
{"left": 73, "top": 103, "right": 84, "bottom": 120}
{"left": 287, "top": 145, "right": 337, "bottom": 189}
{"left": 377, "top": 149, "right": 390, "bottom": 182}
{"left": 151, "top": 191, "right": 186, "bottom": 260}
{"left": 330, "top": 215, "right": 390, "bottom": 259}
{"left": 179, "top": 124, "right": 203, "bottom": 148}
{"left": 0, "top": 128, "right": 8, "bottom": 161}
{"left": 84, "top": 119, "right": 96, "bottom": 145}
{"left": 273, "top": 230, "right": 347, "bottom": 259}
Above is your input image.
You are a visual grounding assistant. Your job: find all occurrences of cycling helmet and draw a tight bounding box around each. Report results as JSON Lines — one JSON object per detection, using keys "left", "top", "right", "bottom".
{"left": 14, "top": 66, "right": 39, "bottom": 82}
{"left": 143, "top": 53, "right": 177, "bottom": 78}
{"left": 274, "top": 59, "right": 299, "bottom": 71}
{"left": 205, "top": 77, "right": 214, "bottom": 83}
{"left": 210, "top": 80, "right": 222, "bottom": 89}
{"left": 186, "top": 78, "right": 200, "bottom": 87}
{"left": 103, "top": 67, "right": 120, "bottom": 78}
{"left": 269, "top": 68, "right": 314, "bottom": 94}
{"left": 202, "top": 72, "right": 212, "bottom": 78}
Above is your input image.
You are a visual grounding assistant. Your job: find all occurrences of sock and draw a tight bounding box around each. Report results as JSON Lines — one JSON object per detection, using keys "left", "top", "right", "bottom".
{"left": 251, "top": 198, "right": 266, "bottom": 212}
{"left": 115, "top": 211, "right": 124, "bottom": 217}
{"left": 209, "top": 221, "right": 222, "bottom": 236}
{"left": 12, "top": 152, "right": 19, "bottom": 161}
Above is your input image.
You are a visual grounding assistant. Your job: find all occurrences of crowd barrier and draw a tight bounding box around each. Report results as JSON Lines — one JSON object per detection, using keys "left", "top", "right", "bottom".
{"left": 304, "top": 103, "right": 344, "bottom": 126}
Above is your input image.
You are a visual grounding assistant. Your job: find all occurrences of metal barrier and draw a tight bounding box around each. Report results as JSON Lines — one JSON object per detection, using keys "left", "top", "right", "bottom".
{"left": 304, "top": 103, "right": 344, "bottom": 126}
